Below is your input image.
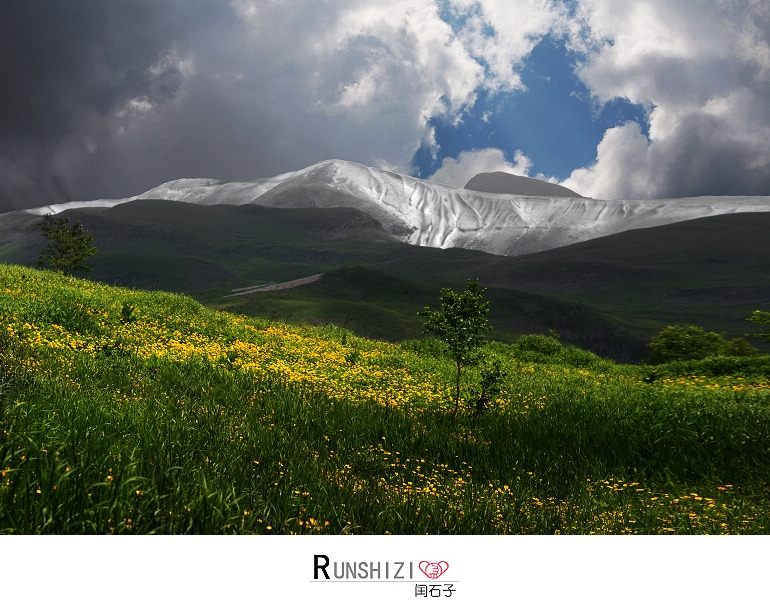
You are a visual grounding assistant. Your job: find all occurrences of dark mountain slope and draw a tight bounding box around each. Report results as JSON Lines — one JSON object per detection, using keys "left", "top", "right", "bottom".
{"left": 464, "top": 171, "right": 583, "bottom": 197}
{"left": 476, "top": 212, "right": 770, "bottom": 344}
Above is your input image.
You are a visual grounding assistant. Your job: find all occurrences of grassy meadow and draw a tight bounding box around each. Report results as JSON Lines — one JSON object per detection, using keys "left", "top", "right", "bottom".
{"left": 1, "top": 263, "right": 769, "bottom": 534}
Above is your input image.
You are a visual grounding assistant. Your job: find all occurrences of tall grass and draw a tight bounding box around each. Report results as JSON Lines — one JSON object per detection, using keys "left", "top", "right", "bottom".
{"left": 1, "top": 264, "right": 769, "bottom": 534}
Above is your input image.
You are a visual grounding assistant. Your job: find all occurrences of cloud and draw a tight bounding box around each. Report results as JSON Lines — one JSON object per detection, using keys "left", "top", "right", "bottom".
{"left": 0, "top": 0, "right": 574, "bottom": 210}
{"left": 0, "top": 1, "right": 494, "bottom": 208}
{"left": 445, "top": 0, "right": 566, "bottom": 90}
{"left": 428, "top": 147, "right": 533, "bottom": 187}
{"left": 561, "top": 122, "right": 651, "bottom": 198}
{"left": 4, "top": 1, "right": 766, "bottom": 210}
{"left": 0, "top": 1, "right": 236, "bottom": 208}
{"left": 318, "top": 2, "right": 484, "bottom": 117}
{"left": 563, "top": 0, "right": 770, "bottom": 198}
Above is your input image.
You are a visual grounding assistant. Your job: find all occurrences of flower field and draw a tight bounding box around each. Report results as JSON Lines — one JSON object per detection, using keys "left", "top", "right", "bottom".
{"left": 1, "top": 264, "right": 769, "bottom": 534}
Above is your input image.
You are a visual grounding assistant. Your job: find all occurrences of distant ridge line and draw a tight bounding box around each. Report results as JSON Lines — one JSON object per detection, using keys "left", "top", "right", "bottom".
{"left": 464, "top": 171, "right": 583, "bottom": 198}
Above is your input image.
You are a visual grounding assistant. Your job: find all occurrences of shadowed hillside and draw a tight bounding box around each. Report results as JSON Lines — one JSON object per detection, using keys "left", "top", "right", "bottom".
{"left": 2, "top": 202, "right": 767, "bottom": 362}
{"left": 475, "top": 212, "right": 770, "bottom": 344}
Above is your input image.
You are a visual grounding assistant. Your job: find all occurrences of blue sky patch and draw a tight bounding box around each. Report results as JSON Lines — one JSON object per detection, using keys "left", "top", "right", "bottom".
{"left": 413, "top": 35, "right": 650, "bottom": 181}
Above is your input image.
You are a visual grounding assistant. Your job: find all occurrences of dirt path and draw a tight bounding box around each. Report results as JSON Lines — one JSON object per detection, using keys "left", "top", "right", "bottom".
{"left": 225, "top": 273, "right": 324, "bottom": 297}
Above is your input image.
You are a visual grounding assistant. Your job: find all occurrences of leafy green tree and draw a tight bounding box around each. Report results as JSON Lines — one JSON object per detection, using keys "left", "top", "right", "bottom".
{"left": 37, "top": 214, "right": 97, "bottom": 276}
{"left": 419, "top": 279, "right": 490, "bottom": 418}
{"left": 647, "top": 325, "right": 726, "bottom": 363}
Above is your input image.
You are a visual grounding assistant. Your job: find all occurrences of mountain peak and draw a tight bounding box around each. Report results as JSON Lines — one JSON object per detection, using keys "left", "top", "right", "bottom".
{"left": 464, "top": 172, "right": 582, "bottom": 198}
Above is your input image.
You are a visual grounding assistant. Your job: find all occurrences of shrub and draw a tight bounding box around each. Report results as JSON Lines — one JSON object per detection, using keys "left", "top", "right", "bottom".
{"left": 646, "top": 355, "right": 770, "bottom": 379}
{"left": 514, "top": 334, "right": 562, "bottom": 355}
{"left": 560, "top": 345, "right": 605, "bottom": 368}
{"left": 748, "top": 310, "right": 770, "bottom": 345}
{"left": 512, "top": 334, "right": 610, "bottom": 368}
{"left": 513, "top": 334, "right": 562, "bottom": 359}
{"left": 724, "top": 337, "right": 757, "bottom": 357}
{"left": 467, "top": 358, "right": 507, "bottom": 417}
{"left": 647, "top": 325, "right": 726, "bottom": 364}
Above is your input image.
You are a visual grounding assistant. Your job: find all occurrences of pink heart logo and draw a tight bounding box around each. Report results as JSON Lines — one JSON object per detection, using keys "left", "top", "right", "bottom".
{"left": 419, "top": 561, "right": 449, "bottom": 579}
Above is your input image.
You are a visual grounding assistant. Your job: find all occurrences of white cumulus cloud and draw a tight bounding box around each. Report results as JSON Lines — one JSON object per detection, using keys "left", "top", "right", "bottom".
{"left": 446, "top": 0, "right": 566, "bottom": 91}
{"left": 563, "top": 0, "right": 770, "bottom": 198}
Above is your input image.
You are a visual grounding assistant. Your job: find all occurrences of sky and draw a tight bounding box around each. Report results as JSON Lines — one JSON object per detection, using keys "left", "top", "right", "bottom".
{"left": 1, "top": 0, "right": 769, "bottom": 211}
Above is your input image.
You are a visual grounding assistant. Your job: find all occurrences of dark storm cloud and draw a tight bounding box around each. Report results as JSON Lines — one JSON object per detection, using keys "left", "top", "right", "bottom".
{"left": 654, "top": 108, "right": 770, "bottom": 198}
{"left": 0, "top": 0, "right": 497, "bottom": 212}
{"left": 0, "top": 1, "right": 238, "bottom": 209}
{"left": 4, "top": 3, "right": 175, "bottom": 137}
{"left": 0, "top": 0, "right": 488, "bottom": 210}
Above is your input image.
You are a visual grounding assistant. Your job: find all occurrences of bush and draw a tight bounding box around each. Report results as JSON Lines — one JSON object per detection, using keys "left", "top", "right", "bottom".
{"left": 647, "top": 325, "right": 727, "bottom": 364}
{"left": 646, "top": 355, "right": 770, "bottom": 379}
{"left": 514, "top": 334, "right": 562, "bottom": 357}
{"left": 467, "top": 358, "right": 507, "bottom": 417}
{"left": 512, "top": 334, "right": 610, "bottom": 368}
{"left": 724, "top": 337, "right": 757, "bottom": 357}
{"left": 748, "top": 310, "right": 770, "bottom": 344}
{"left": 647, "top": 325, "right": 762, "bottom": 364}
{"left": 560, "top": 345, "right": 605, "bottom": 368}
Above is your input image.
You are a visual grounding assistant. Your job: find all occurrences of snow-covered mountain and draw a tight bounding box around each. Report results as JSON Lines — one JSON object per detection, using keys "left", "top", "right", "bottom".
{"left": 26, "top": 159, "right": 770, "bottom": 257}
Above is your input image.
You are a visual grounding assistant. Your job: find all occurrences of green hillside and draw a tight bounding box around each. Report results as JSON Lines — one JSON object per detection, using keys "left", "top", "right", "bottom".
{"left": 2, "top": 264, "right": 770, "bottom": 534}
{"left": 2, "top": 204, "right": 768, "bottom": 361}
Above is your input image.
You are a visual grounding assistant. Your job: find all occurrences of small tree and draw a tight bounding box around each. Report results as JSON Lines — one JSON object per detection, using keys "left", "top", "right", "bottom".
{"left": 37, "top": 214, "right": 97, "bottom": 276}
{"left": 419, "top": 279, "right": 490, "bottom": 418}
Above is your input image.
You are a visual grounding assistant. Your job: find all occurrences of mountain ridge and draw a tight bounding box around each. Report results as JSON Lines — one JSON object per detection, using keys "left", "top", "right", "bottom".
{"left": 18, "top": 159, "right": 770, "bottom": 258}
